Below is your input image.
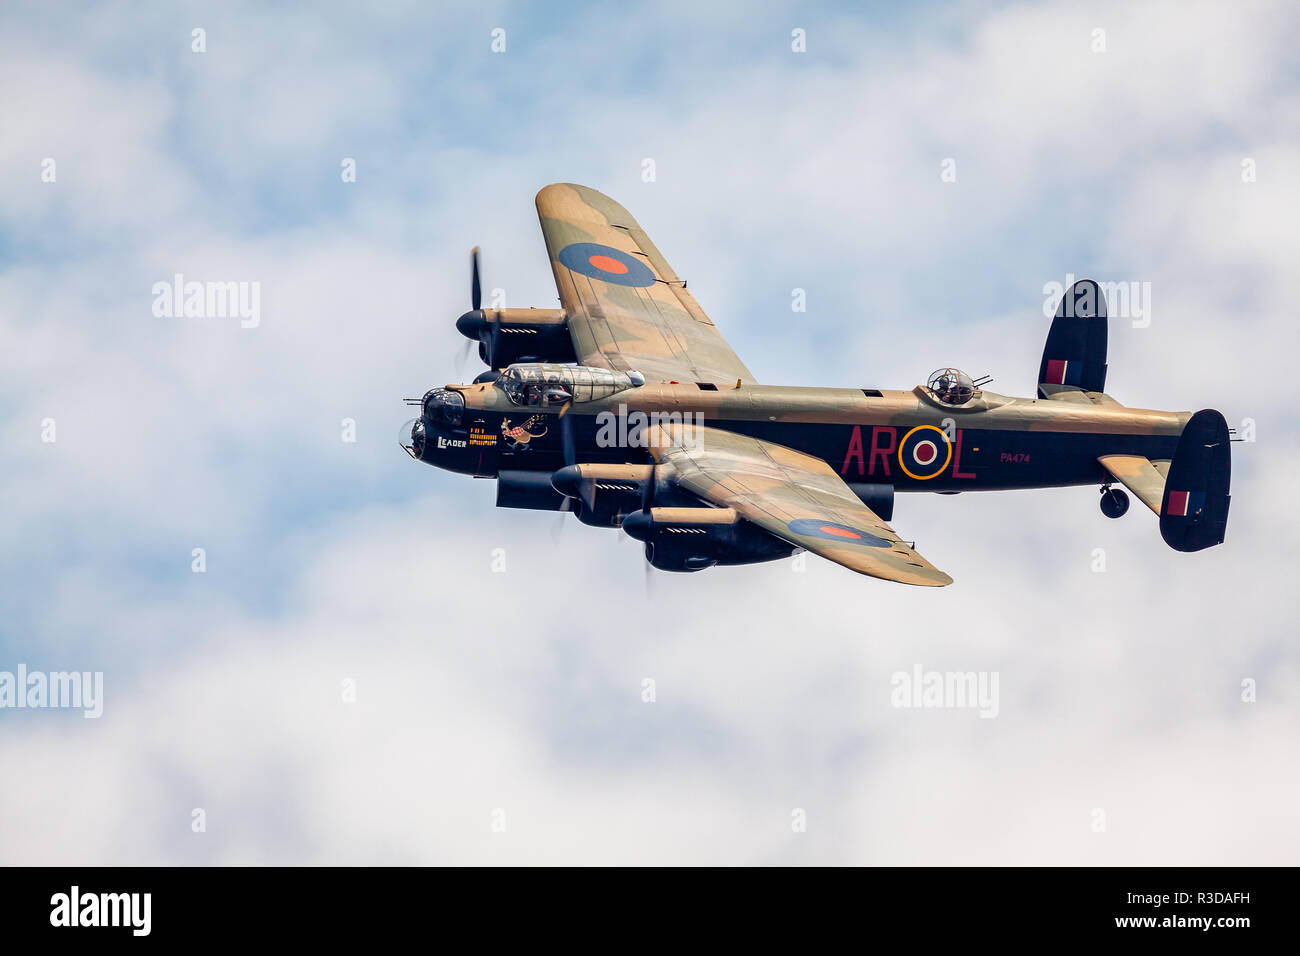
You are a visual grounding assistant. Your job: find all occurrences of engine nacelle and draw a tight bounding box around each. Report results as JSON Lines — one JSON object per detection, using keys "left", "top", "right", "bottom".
{"left": 456, "top": 308, "right": 575, "bottom": 368}
{"left": 845, "top": 482, "right": 894, "bottom": 521}
{"left": 551, "top": 463, "right": 653, "bottom": 528}
{"left": 621, "top": 507, "right": 797, "bottom": 572}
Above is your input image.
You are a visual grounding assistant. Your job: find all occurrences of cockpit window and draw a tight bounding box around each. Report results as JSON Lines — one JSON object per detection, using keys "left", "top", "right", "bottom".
{"left": 927, "top": 368, "right": 977, "bottom": 406}
{"left": 499, "top": 364, "right": 645, "bottom": 406}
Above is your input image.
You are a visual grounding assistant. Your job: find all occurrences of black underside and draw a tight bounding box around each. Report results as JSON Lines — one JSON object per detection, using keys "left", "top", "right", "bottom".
{"left": 465, "top": 412, "right": 1180, "bottom": 493}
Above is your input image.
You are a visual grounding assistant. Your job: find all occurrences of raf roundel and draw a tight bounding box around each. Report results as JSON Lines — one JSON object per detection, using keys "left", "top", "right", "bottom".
{"left": 557, "top": 242, "right": 657, "bottom": 288}
{"left": 787, "top": 518, "right": 891, "bottom": 548}
{"left": 898, "top": 425, "right": 953, "bottom": 480}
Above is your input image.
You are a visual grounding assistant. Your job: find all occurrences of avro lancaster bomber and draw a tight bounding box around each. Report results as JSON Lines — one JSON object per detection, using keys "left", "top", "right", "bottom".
{"left": 401, "top": 184, "right": 1231, "bottom": 586}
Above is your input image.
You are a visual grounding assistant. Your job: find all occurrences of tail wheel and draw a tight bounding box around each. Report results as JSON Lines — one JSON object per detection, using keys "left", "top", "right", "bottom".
{"left": 1100, "top": 487, "right": 1130, "bottom": 519}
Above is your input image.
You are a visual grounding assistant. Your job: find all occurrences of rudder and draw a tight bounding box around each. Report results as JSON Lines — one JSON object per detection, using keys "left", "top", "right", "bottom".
{"left": 1160, "top": 409, "right": 1231, "bottom": 552}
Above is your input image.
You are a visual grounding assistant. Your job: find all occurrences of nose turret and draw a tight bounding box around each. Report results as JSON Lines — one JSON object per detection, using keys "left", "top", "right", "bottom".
{"left": 401, "top": 386, "right": 491, "bottom": 476}
{"left": 400, "top": 388, "right": 465, "bottom": 461}
{"left": 422, "top": 387, "right": 465, "bottom": 427}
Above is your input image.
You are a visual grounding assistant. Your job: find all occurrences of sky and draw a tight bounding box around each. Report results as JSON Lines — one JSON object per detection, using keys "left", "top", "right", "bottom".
{"left": 1, "top": 0, "right": 1297, "bottom": 864}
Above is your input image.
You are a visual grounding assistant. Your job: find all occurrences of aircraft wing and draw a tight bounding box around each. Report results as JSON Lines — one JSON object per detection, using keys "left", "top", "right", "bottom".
{"left": 535, "top": 183, "right": 755, "bottom": 385}
{"left": 647, "top": 424, "right": 953, "bottom": 587}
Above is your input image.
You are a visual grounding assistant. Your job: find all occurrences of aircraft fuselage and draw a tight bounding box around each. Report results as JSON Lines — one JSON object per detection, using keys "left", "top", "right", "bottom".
{"left": 415, "top": 379, "right": 1188, "bottom": 494}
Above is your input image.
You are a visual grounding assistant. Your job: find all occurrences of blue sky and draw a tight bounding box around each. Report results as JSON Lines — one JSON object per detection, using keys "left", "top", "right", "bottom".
{"left": 1, "top": 0, "right": 1297, "bottom": 864}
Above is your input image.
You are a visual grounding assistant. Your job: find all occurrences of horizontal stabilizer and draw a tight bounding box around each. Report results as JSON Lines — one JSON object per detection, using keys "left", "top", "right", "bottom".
{"left": 1159, "top": 409, "right": 1231, "bottom": 552}
{"left": 1098, "top": 454, "right": 1168, "bottom": 515}
{"left": 1039, "top": 279, "right": 1108, "bottom": 396}
{"left": 1046, "top": 388, "right": 1122, "bottom": 407}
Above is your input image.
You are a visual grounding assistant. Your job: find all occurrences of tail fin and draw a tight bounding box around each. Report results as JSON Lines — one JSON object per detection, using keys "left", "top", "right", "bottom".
{"left": 1160, "top": 409, "right": 1231, "bottom": 552}
{"left": 1038, "top": 279, "right": 1108, "bottom": 397}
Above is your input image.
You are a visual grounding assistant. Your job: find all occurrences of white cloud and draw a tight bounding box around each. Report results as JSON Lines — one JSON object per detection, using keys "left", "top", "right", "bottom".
{"left": 2, "top": 499, "right": 1295, "bottom": 864}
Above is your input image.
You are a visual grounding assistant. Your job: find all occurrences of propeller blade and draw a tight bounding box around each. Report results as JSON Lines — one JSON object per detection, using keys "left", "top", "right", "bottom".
{"left": 453, "top": 339, "right": 472, "bottom": 383}
{"left": 555, "top": 411, "right": 598, "bottom": 512}
{"left": 551, "top": 497, "right": 572, "bottom": 544}
{"left": 641, "top": 464, "right": 656, "bottom": 510}
{"left": 560, "top": 410, "right": 576, "bottom": 467}
{"left": 470, "top": 246, "right": 482, "bottom": 312}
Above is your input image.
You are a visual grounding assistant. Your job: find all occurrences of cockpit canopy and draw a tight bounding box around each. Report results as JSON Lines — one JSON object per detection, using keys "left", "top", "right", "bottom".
{"left": 927, "top": 368, "right": 977, "bottom": 405}
{"left": 498, "top": 363, "right": 645, "bottom": 407}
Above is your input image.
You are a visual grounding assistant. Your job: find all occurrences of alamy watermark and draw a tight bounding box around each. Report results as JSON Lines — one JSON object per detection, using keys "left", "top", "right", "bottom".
{"left": 0, "top": 665, "right": 103, "bottom": 718}
{"left": 152, "top": 274, "right": 260, "bottom": 328}
{"left": 890, "top": 664, "right": 999, "bottom": 718}
{"left": 1043, "top": 273, "right": 1152, "bottom": 328}
{"left": 50, "top": 886, "right": 150, "bottom": 936}
{"left": 595, "top": 404, "right": 704, "bottom": 450}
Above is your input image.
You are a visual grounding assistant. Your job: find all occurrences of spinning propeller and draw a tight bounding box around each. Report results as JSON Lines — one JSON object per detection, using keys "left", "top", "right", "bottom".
{"left": 470, "top": 245, "right": 482, "bottom": 312}
{"left": 550, "top": 401, "right": 578, "bottom": 542}
{"left": 451, "top": 246, "right": 488, "bottom": 381}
